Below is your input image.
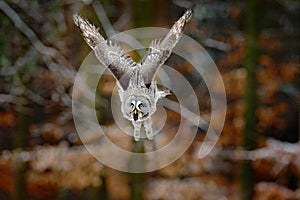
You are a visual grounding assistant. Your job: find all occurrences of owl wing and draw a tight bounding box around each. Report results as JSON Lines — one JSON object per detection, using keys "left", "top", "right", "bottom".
{"left": 73, "top": 14, "right": 136, "bottom": 89}
{"left": 140, "top": 9, "right": 192, "bottom": 85}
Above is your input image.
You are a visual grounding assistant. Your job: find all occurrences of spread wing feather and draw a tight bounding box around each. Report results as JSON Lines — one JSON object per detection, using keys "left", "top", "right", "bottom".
{"left": 140, "top": 9, "right": 192, "bottom": 84}
{"left": 73, "top": 14, "right": 136, "bottom": 89}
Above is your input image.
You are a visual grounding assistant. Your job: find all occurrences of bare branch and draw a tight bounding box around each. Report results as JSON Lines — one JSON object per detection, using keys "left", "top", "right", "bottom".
{"left": 0, "top": 0, "right": 76, "bottom": 82}
{"left": 92, "top": 0, "right": 116, "bottom": 37}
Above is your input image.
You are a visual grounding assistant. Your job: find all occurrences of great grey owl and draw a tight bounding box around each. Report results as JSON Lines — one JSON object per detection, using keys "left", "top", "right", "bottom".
{"left": 73, "top": 9, "right": 192, "bottom": 141}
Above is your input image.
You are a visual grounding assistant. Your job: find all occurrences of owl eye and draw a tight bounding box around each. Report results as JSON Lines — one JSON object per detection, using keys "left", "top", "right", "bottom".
{"left": 138, "top": 103, "right": 144, "bottom": 109}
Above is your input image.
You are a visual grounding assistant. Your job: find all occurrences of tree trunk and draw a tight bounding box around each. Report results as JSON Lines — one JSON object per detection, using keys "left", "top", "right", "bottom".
{"left": 11, "top": 107, "right": 28, "bottom": 200}
{"left": 241, "top": 0, "right": 260, "bottom": 199}
{"left": 128, "top": 1, "right": 157, "bottom": 199}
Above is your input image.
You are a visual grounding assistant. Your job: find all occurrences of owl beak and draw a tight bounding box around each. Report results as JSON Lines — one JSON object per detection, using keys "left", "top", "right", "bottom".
{"left": 133, "top": 109, "right": 138, "bottom": 121}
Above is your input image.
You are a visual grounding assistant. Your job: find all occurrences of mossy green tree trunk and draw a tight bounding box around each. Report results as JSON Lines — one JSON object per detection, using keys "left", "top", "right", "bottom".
{"left": 12, "top": 107, "right": 29, "bottom": 200}
{"left": 241, "top": 0, "right": 260, "bottom": 199}
{"left": 129, "top": 141, "right": 145, "bottom": 200}
{"left": 128, "top": 1, "right": 156, "bottom": 199}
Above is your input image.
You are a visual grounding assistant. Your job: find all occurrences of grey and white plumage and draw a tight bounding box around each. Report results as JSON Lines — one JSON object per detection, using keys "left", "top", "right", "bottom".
{"left": 73, "top": 9, "right": 192, "bottom": 141}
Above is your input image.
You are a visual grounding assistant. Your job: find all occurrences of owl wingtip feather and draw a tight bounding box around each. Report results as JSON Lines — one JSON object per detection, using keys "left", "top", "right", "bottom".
{"left": 73, "top": 13, "right": 81, "bottom": 26}
{"left": 73, "top": 13, "right": 105, "bottom": 49}
{"left": 184, "top": 9, "right": 193, "bottom": 22}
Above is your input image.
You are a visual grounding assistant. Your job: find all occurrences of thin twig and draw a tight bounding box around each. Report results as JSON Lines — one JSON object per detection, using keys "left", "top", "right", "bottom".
{"left": 0, "top": 0, "right": 76, "bottom": 82}
{"left": 92, "top": 0, "right": 115, "bottom": 37}
{"left": 162, "top": 98, "right": 209, "bottom": 131}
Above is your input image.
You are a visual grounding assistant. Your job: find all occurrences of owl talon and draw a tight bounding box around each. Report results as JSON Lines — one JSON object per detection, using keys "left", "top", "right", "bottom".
{"left": 134, "top": 131, "right": 140, "bottom": 141}
{"left": 134, "top": 136, "right": 140, "bottom": 142}
{"left": 144, "top": 118, "right": 153, "bottom": 140}
{"left": 146, "top": 131, "right": 153, "bottom": 140}
{"left": 133, "top": 130, "right": 140, "bottom": 142}
{"left": 133, "top": 121, "right": 141, "bottom": 141}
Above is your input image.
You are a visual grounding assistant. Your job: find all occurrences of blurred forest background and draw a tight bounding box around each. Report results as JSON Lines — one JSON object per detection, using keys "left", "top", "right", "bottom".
{"left": 0, "top": 0, "right": 299, "bottom": 199}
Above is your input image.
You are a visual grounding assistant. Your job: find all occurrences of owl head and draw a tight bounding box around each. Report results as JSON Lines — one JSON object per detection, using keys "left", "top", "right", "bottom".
{"left": 119, "top": 71, "right": 156, "bottom": 122}
{"left": 122, "top": 95, "right": 151, "bottom": 122}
